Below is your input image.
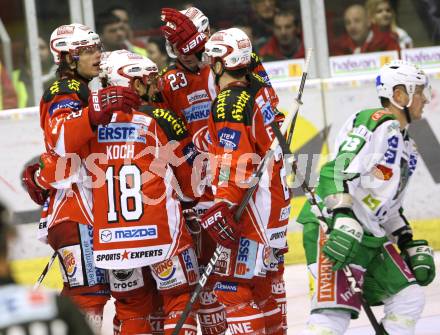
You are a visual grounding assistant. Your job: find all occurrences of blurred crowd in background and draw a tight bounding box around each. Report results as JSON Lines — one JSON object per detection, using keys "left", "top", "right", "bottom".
{"left": 0, "top": 0, "right": 439, "bottom": 110}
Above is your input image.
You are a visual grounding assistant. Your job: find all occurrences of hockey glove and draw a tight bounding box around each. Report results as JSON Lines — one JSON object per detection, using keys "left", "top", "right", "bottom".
{"left": 323, "top": 212, "right": 363, "bottom": 271}
{"left": 88, "top": 86, "right": 140, "bottom": 126}
{"left": 22, "top": 163, "right": 49, "bottom": 206}
{"left": 200, "top": 202, "right": 240, "bottom": 249}
{"left": 160, "top": 8, "right": 207, "bottom": 55}
{"left": 183, "top": 208, "right": 202, "bottom": 257}
{"left": 401, "top": 239, "right": 435, "bottom": 286}
{"left": 183, "top": 208, "right": 202, "bottom": 234}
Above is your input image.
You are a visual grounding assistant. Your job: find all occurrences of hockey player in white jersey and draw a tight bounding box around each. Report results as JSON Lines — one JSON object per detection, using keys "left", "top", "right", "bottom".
{"left": 297, "top": 60, "right": 435, "bottom": 335}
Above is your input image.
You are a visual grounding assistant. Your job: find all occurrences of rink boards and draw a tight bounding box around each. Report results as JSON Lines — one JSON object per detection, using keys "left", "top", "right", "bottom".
{"left": 1, "top": 70, "right": 440, "bottom": 289}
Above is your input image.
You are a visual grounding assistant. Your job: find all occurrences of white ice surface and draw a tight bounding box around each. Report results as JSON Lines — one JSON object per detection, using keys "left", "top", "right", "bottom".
{"left": 100, "top": 254, "right": 440, "bottom": 335}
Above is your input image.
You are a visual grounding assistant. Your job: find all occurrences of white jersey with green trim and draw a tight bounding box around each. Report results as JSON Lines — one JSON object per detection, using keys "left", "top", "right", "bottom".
{"left": 323, "top": 108, "right": 418, "bottom": 237}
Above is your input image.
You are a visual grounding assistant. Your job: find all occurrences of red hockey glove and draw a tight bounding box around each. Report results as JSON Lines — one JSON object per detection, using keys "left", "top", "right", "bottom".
{"left": 201, "top": 202, "right": 241, "bottom": 249}
{"left": 160, "top": 8, "right": 207, "bottom": 55}
{"left": 183, "top": 208, "right": 202, "bottom": 234}
{"left": 22, "top": 163, "right": 49, "bottom": 206}
{"left": 88, "top": 86, "right": 141, "bottom": 126}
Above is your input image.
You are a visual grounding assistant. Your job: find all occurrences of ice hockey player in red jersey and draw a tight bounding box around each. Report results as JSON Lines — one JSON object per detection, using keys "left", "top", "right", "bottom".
{"left": 159, "top": 7, "right": 289, "bottom": 334}
{"left": 91, "top": 50, "right": 201, "bottom": 335}
{"left": 158, "top": 7, "right": 227, "bottom": 334}
{"left": 28, "top": 49, "right": 201, "bottom": 334}
{"left": 201, "top": 27, "right": 289, "bottom": 335}
{"left": 21, "top": 23, "right": 140, "bottom": 331}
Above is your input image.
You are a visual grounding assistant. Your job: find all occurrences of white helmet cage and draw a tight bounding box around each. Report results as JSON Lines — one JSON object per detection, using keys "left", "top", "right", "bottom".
{"left": 165, "top": 7, "right": 210, "bottom": 59}
{"left": 204, "top": 28, "right": 252, "bottom": 70}
{"left": 376, "top": 60, "right": 431, "bottom": 110}
{"left": 99, "top": 50, "right": 159, "bottom": 88}
{"left": 50, "top": 23, "right": 101, "bottom": 64}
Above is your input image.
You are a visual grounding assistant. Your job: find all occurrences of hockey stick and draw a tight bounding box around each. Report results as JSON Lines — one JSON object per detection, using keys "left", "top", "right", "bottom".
{"left": 285, "top": 51, "right": 310, "bottom": 148}
{"left": 171, "top": 49, "right": 313, "bottom": 335}
{"left": 33, "top": 251, "right": 57, "bottom": 291}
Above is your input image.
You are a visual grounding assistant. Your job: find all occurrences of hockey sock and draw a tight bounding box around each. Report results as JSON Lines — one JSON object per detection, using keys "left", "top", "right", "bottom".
{"left": 162, "top": 292, "right": 198, "bottom": 335}
{"left": 253, "top": 280, "right": 283, "bottom": 335}
{"left": 215, "top": 282, "right": 266, "bottom": 335}
{"left": 197, "top": 285, "right": 228, "bottom": 334}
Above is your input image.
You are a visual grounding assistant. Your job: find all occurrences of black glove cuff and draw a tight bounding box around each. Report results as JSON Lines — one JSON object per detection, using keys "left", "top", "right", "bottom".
{"left": 332, "top": 207, "right": 355, "bottom": 219}
{"left": 393, "top": 225, "right": 414, "bottom": 250}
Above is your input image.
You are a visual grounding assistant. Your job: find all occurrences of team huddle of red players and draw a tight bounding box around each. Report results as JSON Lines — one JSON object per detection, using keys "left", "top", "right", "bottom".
{"left": 22, "top": 6, "right": 290, "bottom": 335}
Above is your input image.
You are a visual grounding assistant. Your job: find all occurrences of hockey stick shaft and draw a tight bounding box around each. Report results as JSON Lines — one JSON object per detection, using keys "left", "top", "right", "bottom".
{"left": 286, "top": 50, "right": 312, "bottom": 147}
{"left": 171, "top": 50, "right": 313, "bottom": 335}
{"left": 33, "top": 251, "right": 57, "bottom": 291}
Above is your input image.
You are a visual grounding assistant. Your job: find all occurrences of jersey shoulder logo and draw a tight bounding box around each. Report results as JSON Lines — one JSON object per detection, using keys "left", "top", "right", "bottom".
{"left": 144, "top": 107, "right": 188, "bottom": 141}
{"left": 354, "top": 108, "right": 397, "bottom": 131}
{"left": 43, "top": 79, "right": 89, "bottom": 103}
{"left": 213, "top": 88, "right": 252, "bottom": 125}
{"left": 159, "top": 64, "right": 177, "bottom": 76}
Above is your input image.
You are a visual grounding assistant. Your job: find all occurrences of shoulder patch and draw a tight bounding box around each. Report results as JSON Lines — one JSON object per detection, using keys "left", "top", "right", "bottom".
{"left": 43, "top": 79, "right": 89, "bottom": 104}
{"left": 140, "top": 106, "right": 188, "bottom": 141}
{"left": 212, "top": 88, "right": 253, "bottom": 125}
{"left": 355, "top": 108, "right": 397, "bottom": 131}
{"left": 250, "top": 72, "right": 266, "bottom": 85}
{"left": 251, "top": 52, "right": 260, "bottom": 63}
{"left": 159, "top": 64, "right": 177, "bottom": 76}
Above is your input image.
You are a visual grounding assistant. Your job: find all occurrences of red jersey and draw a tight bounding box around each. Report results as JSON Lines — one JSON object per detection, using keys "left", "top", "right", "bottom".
{"left": 158, "top": 53, "right": 272, "bottom": 144}
{"left": 208, "top": 74, "right": 289, "bottom": 248}
{"left": 39, "top": 78, "right": 95, "bottom": 230}
{"left": 158, "top": 63, "right": 217, "bottom": 138}
{"left": 90, "top": 106, "right": 195, "bottom": 269}
{"left": 331, "top": 26, "right": 400, "bottom": 55}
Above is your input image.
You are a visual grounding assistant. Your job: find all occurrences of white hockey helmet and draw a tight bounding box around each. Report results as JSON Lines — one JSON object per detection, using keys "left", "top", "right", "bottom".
{"left": 165, "top": 7, "right": 210, "bottom": 59}
{"left": 204, "top": 28, "right": 252, "bottom": 70}
{"left": 99, "top": 50, "right": 158, "bottom": 88}
{"left": 376, "top": 60, "right": 431, "bottom": 109}
{"left": 50, "top": 23, "right": 101, "bottom": 64}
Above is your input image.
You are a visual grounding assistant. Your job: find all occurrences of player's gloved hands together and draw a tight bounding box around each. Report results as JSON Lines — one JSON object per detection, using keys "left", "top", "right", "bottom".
{"left": 201, "top": 201, "right": 241, "bottom": 249}
{"left": 183, "top": 208, "right": 202, "bottom": 234}
{"left": 401, "top": 239, "right": 435, "bottom": 286}
{"left": 22, "top": 163, "right": 49, "bottom": 206}
{"left": 323, "top": 213, "right": 363, "bottom": 271}
{"left": 88, "top": 86, "right": 141, "bottom": 126}
{"left": 160, "top": 8, "right": 207, "bottom": 55}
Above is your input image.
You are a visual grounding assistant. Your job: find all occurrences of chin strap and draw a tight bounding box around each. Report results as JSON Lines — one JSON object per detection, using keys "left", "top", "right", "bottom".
{"left": 403, "top": 106, "right": 412, "bottom": 124}
{"left": 390, "top": 97, "right": 413, "bottom": 124}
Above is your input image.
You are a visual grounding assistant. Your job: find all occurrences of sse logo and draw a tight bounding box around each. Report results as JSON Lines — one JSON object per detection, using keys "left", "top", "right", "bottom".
{"left": 152, "top": 259, "right": 176, "bottom": 281}
{"left": 62, "top": 249, "right": 77, "bottom": 277}
{"left": 182, "top": 249, "right": 198, "bottom": 283}
{"left": 235, "top": 239, "right": 250, "bottom": 275}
